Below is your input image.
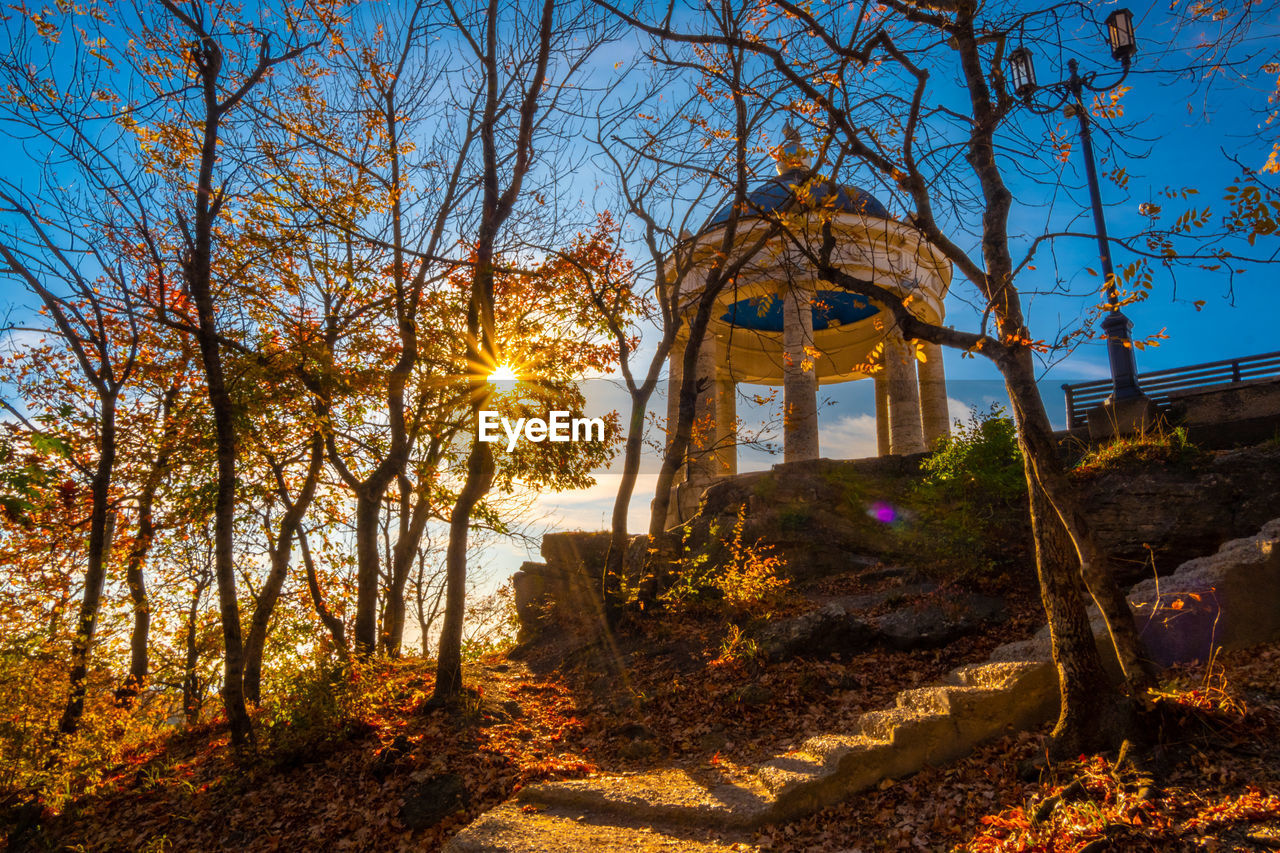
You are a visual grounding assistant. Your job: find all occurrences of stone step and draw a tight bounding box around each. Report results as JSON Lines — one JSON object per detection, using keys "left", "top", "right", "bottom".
{"left": 517, "top": 767, "right": 775, "bottom": 829}
{"left": 946, "top": 659, "right": 1052, "bottom": 691}
{"left": 442, "top": 801, "right": 757, "bottom": 852}
{"left": 447, "top": 655, "right": 1063, "bottom": 848}
{"left": 758, "top": 733, "right": 899, "bottom": 817}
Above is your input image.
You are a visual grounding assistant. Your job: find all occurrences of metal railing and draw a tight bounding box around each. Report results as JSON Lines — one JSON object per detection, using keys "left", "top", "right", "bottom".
{"left": 1062, "top": 350, "right": 1280, "bottom": 429}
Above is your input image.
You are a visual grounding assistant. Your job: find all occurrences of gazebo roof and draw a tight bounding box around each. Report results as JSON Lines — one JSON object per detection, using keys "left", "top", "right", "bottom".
{"left": 705, "top": 168, "right": 892, "bottom": 230}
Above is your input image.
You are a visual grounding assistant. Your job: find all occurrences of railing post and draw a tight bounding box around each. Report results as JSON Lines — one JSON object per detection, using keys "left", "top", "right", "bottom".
{"left": 1232, "top": 359, "right": 1241, "bottom": 383}
{"left": 1062, "top": 383, "right": 1076, "bottom": 430}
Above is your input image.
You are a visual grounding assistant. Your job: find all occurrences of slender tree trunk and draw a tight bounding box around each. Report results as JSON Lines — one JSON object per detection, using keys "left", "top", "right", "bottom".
{"left": 183, "top": 569, "right": 211, "bottom": 727}
{"left": 603, "top": 398, "right": 649, "bottom": 618}
{"left": 431, "top": 437, "right": 494, "bottom": 702}
{"left": 1025, "top": 466, "right": 1136, "bottom": 755}
{"left": 116, "top": 383, "right": 179, "bottom": 706}
{"left": 200, "top": 333, "right": 252, "bottom": 744}
{"left": 647, "top": 294, "right": 717, "bottom": 539}
{"left": 116, "top": 478, "right": 155, "bottom": 706}
{"left": 1002, "top": 349, "right": 1154, "bottom": 694}
{"left": 299, "top": 529, "right": 347, "bottom": 655}
{"left": 382, "top": 489, "right": 431, "bottom": 657}
{"left": 242, "top": 548, "right": 289, "bottom": 705}
{"left": 432, "top": 0, "right": 555, "bottom": 702}
{"left": 175, "top": 30, "right": 255, "bottom": 746}
{"left": 243, "top": 437, "right": 323, "bottom": 703}
{"left": 352, "top": 487, "right": 385, "bottom": 656}
{"left": 58, "top": 393, "right": 117, "bottom": 735}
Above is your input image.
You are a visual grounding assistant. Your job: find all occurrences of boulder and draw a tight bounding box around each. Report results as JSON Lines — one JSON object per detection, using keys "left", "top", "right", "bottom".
{"left": 872, "top": 594, "right": 1007, "bottom": 651}
{"left": 1080, "top": 443, "right": 1280, "bottom": 582}
{"left": 1128, "top": 516, "right": 1280, "bottom": 666}
{"left": 752, "top": 603, "right": 876, "bottom": 662}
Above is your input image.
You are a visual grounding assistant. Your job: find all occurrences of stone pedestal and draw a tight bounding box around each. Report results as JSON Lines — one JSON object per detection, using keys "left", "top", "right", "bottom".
{"left": 1086, "top": 396, "right": 1162, "bottom": 441}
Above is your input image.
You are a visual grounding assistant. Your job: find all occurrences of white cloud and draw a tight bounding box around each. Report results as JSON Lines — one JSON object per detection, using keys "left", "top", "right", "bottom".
{"left": 947, "top": 395, "right": 971, "bottom": 424}
{"left": 526, "top": 473, "right": 655, "bottom": 535}
{"left": 0, "top": 328, "right": 50, "bottom": 353}
{"left": 1048, "top": 357, "right": 1112, "bottom": 381}
{"left": 818, "top": 412, "right": 879, "bottom": 460}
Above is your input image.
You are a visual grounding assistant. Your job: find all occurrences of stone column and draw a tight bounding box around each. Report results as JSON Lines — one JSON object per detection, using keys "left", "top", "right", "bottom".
{"left": 874, "top": 373, "right": 890, "bottom": 457}
{"left": 782, "top": 284, "right": 819, "bottom": 462}
{"left": 884, "top": 332, "right": 926, "bottom": 455}
{"left": 917, "top": 341, "right": 950, "bottom": 448}
{"left": 715, "top": 375, "right": 737, "bottom": 477}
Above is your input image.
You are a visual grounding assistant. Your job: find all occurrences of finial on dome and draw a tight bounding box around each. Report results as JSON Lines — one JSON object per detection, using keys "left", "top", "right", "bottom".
{"left": 775, "top": 121, "right": 810, "bottom": 175}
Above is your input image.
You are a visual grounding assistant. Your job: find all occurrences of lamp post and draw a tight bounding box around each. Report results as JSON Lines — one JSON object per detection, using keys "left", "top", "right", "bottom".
{"left": 1009, "top": 9, "right": 1147, "bottom": 405}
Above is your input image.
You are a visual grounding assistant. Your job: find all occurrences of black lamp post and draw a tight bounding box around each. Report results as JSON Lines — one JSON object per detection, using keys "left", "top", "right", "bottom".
{"left": 1010, "top": 9, "right": 1147, "bottom": 404}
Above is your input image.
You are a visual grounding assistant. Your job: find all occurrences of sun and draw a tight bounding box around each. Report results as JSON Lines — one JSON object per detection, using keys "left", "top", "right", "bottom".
{"left": 488, "top": 362, "right": 519, "bottom": 382}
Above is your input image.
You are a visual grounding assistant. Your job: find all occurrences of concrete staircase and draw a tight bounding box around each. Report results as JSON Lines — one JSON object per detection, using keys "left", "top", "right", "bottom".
{"left": 444, "top": 660, "right": 1057, "bottom": 851}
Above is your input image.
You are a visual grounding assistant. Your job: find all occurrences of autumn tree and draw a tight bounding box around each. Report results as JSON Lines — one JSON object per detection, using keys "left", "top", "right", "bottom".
{"left": 1, "top": 0, "right": 342, "bottom": 747}
{"left": 599, "top": 0, "right": 1280, "bottom": 753}
{"left": 0, "top": 200, "right": 145, "bottom": 736}
{"left": 426, "top": 0, "right": 626, "bottom": 704}
{"left": 587, "top": 10, "right": 801, "bottom": 612}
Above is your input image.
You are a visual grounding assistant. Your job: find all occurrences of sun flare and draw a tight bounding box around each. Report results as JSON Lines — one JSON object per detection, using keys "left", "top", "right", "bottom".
{"left": 488, "top": 362, "right": 519, "bottom": 382}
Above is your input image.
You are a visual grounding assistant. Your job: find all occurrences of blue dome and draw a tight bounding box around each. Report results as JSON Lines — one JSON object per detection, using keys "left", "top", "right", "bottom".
{"left": 720, "top": 290, "right": 879, "bottom": 333}
{"left": 706, "top": 169, "right": 890, "bottom": 229}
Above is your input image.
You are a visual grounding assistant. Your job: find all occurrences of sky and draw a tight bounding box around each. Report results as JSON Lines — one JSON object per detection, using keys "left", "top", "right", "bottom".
{"left": 2, "top": 1, "right": 1277, "bottom": 596}
{"left": 500, "top": 1, "right": 1280, "bottom": 578}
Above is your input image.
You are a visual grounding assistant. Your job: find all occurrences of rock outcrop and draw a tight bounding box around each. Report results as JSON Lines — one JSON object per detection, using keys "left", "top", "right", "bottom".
{"left": 511, "top": 532, "right": 647, "bottom": 642}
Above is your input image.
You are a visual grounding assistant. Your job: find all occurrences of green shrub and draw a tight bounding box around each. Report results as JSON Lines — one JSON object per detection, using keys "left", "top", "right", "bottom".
{"left": 907, "top": 404, "right": 1030, "bottom": 579}
{"left": 919, "top": 404, "right": 1024, "bottom": 496}
{"left": 258, "top": 658, "right": 356, "bottom": 759}
{"left": 1073, "top": 424, "right": 1200, "bottom": 477}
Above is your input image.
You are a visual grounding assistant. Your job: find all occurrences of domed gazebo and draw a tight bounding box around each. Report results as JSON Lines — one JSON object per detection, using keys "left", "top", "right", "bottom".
{"left": 665, "top": 128, "right": 953, "bottom": 524}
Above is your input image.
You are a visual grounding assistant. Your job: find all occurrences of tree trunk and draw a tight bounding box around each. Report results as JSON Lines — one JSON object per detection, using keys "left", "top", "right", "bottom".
{"left": 603, "top": 398, "right": 649, "bottom": 620}
{"left": 381, "top": 487, "right": 432, "bottom": 657}
{"left": 240, "top": 550, "right": 286, "bottom": 701}
{"left": 431, "top": 436, "right": 494, "bottom": 703}
{"left": 647, "top": 295, "right": 718, "bottom": 540}
{"left": 1002, "top": 348, "right": 1155, "bottom": 695}
{"left": 1025, "top": 466, "right": 1136, "bottom": 756}
{"left": 116, "top": 383, "right": 178, "bottom": 706}
{"left": 58, "top": 393, "right": 117, "bottom": 736}
{"left": 116, "top": 474, "right": 156, "bottom": 707}
{"left": 183, "top": 570, "right": 211, "bottom": 727}
{"left": 299, "top": 529, "right": 347, "bottom": 655}
{"left": 243, "top": 436, "right": 323, "bottom": 704}
{"left": 242, "top": 548, "right": 288, "bottom": 705}
{"left": 351, "top": 487, "right": 385, "bottom": 656}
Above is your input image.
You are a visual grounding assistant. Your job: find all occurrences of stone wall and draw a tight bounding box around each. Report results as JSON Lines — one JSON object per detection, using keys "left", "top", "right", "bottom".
{"left": 511, "top": 531, "right": 647, "bottom": 643}
{"left": 511, "top": 441, "right": 1280, "bottom": 642}
{"left": 1078, "top": 442, "right": 1280, "bottom": 582}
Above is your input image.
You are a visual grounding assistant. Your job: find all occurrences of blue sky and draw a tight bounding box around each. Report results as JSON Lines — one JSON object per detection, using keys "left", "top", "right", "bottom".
{"left": 514, "top": 0, "right": 1280, "bottom": 565}
{"left": 2, "top": 1, "right": 1277, "bottom": 586}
